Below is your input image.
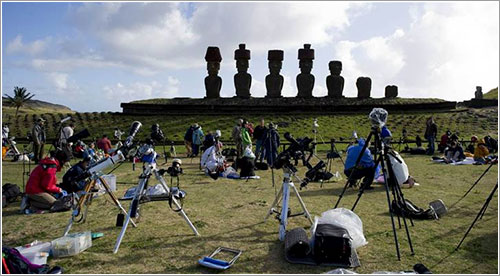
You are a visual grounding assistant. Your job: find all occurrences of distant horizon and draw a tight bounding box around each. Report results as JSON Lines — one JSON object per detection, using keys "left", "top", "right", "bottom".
{"left": 2, "top": 2, "right": 499, "bottom": 112}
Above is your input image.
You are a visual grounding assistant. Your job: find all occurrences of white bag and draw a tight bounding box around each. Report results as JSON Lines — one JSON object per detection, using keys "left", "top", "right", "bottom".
{"left": 312, "top": 208, "right": 368, "bottom": 249}
{"left": 388, "top": 151, "right": 409, "bottom": 186}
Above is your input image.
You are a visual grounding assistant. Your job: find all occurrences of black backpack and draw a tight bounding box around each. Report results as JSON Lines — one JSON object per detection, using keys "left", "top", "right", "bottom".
{"left": 391, "top": 199, "right": 435, "bottom": 220}
{"left": 2, "top": 183, "right": 21, "bottom": 203}
{"left": 50, "top": 195, "right": 74, "bottom": 213}
{"left": 313, "top": 224, "right": 352, "bottom": 264}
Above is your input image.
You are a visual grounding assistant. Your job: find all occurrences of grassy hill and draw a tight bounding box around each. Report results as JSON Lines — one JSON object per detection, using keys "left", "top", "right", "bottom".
{"left": 1, "top": 104, "right": 498, "bottom": 144}
{"left": 2, "top": 97, "right": 74, "bottom": 115}
{"left": 483, "top": 87, "right": 498, "bottom": 99}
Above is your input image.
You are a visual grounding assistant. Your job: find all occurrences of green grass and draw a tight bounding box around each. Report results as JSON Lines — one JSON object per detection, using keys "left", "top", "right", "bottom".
{"left": 2, "top": 106, "right": 498, "bottom": 144}
{"left": 2, "top": 152, "right": 497, "bottom": 274}
{"left": 483, "top": 87, "right": 498, "bottom": 100}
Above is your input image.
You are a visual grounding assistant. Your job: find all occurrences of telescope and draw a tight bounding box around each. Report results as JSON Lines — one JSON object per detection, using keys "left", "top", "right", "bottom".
{"left": 67, "top": 128, "right": 91, "bottom": 144}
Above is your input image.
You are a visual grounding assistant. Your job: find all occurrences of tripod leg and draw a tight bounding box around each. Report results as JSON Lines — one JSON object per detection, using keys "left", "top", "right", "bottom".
{"left": 265, "top": 184, "right": 283, "bottom": 221}
{"left": 99, "top": 177, "right": 137, "bottom": 228}
{"left": 460, "top": 162, "right": 495, "bottom": 201}
{"left": 114, "top": 177, "right": 147, "bottom": 254}
{"left": 153, "top": 172, "right": 199, "bottom": 236}
{"left": 394, "top": 184, "right": 415, "bottom": 255}
{"left": 290, "top": 182, "right": 313, "bottom": 225}
{"left": 379, "top": 152, "right": 402, "bottom": 261}
{"left": 456, "top": 183, "right": 498, "bottom": 251}
{"left": 279, "top": 181, "right": 291, "bottom": 241}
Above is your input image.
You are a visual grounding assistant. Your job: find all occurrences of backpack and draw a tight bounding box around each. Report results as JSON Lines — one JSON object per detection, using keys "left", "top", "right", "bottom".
{"left": 2, "top": 246, "right": 51, "bottom": 274}
{"left": 391, "top": 199, "right": 435, "bottom": 220}
{"left": 2, "top": 183, "right": 21, "bottom": 203}
{"left": 313, "top": 224, "right": 352, "bottom": 264}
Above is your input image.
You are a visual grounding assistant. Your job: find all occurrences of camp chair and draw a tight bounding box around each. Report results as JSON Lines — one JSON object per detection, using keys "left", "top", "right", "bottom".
{"left": 198, "top": 247, "right": 242, "bottom": 270}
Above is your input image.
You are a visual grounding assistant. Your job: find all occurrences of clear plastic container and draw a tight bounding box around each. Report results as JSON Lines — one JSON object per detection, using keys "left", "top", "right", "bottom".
{"left": 51, "top": 231, "right": 92, "bottom": 258}
{"left": 15, "top": 241, "right": 51, "bottom": 265}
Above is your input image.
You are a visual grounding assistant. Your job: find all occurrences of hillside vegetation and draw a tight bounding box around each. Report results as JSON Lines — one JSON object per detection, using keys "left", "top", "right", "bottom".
{"left": 1, "top": 105, "right": 498, "bottom": 143}
{"left": 483, "top": 87, "right": 498, "bottom": 99}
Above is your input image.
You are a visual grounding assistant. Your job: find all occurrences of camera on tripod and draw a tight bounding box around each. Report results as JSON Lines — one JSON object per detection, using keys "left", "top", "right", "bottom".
{"left": 166, "top": 158, "right": 183, "bottom": 177}
{"left": 273, "top": 132, "right": 313, "bottom": 170}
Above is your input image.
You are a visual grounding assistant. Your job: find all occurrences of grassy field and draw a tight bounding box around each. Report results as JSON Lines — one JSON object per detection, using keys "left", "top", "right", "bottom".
{"left": 1, "top": 150, "right": 498, "bottom": 274}
{"left": 2, "top": 106, "right": 498, "bottom": 145}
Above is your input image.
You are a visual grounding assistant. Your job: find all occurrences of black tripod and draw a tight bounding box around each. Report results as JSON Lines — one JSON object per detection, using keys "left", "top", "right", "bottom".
{"left": 455, "top": 182, "right": 497, "bottom": 250}
{"left": 326, "top": 138, "right": 344, "bottom": 173}
{"left": 451, "top": 158, "right": 497, "bottom": 209}
{"left": 334, "top": 126, "right": 415, "bottom": 260}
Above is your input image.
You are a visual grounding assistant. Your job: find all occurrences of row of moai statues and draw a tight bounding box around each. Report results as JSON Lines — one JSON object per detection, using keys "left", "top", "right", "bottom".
{"left": 204, "top": 43, "right": 399, "bottom": 99}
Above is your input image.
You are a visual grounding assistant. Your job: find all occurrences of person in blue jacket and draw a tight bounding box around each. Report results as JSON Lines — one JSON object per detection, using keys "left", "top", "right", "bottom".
{"left": 344, "top": 138, "right": 376, "bottom": 190}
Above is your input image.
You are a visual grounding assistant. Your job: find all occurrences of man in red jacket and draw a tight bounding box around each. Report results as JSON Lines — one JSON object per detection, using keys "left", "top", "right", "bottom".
{"left": 25, "top": 150, "right": 69, "bottom": 211}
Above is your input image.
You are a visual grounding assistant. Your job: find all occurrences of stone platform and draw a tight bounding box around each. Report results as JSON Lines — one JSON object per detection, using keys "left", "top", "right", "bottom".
{"left": 121, "top": 97, "right": 457, "bottom": 115}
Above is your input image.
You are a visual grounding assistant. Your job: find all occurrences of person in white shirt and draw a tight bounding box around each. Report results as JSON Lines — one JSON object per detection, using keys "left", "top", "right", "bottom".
{"left": 59, "top": 123, "right": 75, "bottom": 146}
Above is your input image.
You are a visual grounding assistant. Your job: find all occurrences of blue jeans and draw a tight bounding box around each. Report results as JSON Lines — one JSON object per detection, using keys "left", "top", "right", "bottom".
{"left": 255, "top": 140, "right": 264, "bottom": 161}
{"left": 427, "top": 137, "right": 435, "bottom": 155}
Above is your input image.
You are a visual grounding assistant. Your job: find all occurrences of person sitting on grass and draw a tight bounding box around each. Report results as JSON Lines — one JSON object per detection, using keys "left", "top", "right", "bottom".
{"left": 23, "top": 150, "right": 69, "bottom": 212}
{"left": 60, "top": 156, "right": 91, "bottom": 193}
{"left": 473, "top": 138, "right": 490, "bottom": 164}
{"left": 444, "top": 141, "right": 465, "bottom": 163}
{"left": 344, "top": 138, "right": 376, "bottom": 190}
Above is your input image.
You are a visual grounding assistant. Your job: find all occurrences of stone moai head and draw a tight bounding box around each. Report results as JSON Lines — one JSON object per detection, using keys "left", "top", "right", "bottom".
{"left": 268, "top": 50, "right": 284, "bottom": 75}
{"left": 298, "top": 44, "right": 314, "bottom": 74}
{"left": 205, "top": 46, "right": 222, "bottom": 76}
{"left": 356, "top": 77, "right": 372, "bottom": 99}
{"left": 385, "top": 85, "right": 398, "bottom": 98}
{"left": 234, "top": 43, "right": 251, "bottom": 73}
{"left": 328, "top": 60, "right": 342, "bottom": 76}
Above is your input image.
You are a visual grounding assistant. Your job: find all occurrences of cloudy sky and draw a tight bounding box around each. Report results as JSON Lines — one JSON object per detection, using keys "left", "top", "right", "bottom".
{"left": 2, "top": 1, "right": 498, "bottom": 112}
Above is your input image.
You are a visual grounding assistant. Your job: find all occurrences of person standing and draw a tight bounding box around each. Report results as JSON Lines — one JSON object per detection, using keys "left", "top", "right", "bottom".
{"left": 253, "top": 119, "right": 267, "bottom": 162}
{"left": 184, "top": 124, "right": 195, "bottom": 157}
{"left": 32, "top": 118, "right": 46, "bottom": 163}
{"left": 192, "top": 124, "right": 204, "bottom": 157}
{"left": 263, "top": 122, "right": 280, "bottom": 167}
{"left": 59, "top": 123, "right": 75, "bottom": 147}
{"left": 241, "top": 121, "right": 253, "bottom": 152}
{"left": 232, "top": 119, "right": 244, "bottom": 158}
{"left": 424, "top": 117, "right": 438, "bottom": 155}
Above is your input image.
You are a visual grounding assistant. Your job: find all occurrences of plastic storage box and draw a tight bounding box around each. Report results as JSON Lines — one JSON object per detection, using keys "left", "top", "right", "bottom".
{"left": 15, "top": 241, "right": 52, "bottom": 265}
{"left": 51, "top": 231, "right": 92, "bottom": 258}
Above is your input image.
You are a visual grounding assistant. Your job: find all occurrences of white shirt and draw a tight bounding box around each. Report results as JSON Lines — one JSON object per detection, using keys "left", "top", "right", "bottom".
{"left": 60, "top": 126, "right": 74, "bottom": 144}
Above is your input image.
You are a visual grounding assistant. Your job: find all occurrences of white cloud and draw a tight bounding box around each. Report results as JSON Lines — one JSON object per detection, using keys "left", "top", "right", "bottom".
{"left": 6, "top": 35, "right": 48, "bottom": 56}
{"left": 48, "top": 73, "right": 68, "bottom": 90}
{"left": 103, "top": 79, "right": 180, "bottom": 102}
{"left": 334, "top": 2, "right": 499, "bottom": 99}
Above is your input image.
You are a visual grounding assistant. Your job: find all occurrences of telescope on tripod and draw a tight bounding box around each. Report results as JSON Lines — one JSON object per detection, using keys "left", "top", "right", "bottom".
{"left": 63, "top": 121, "right": 143, "bottom": 238}
{"left": 334, "top": 108, "right": 415, "bottom": 261}
{"left": 113, "top": 136, "right": 199, "bottom": 254}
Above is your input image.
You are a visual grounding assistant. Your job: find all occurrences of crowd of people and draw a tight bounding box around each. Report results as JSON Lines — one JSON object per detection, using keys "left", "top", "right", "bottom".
{"left": 10, "top": 114, "right": 498, "bottom": 213}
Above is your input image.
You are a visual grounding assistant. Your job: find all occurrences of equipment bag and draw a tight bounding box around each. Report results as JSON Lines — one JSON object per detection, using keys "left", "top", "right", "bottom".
{"left": 2, "top": 183, "right": 21, "bottom": 203}
{"left": 391, "top": 199, "right": 435, "bottom": 220}
{"left": 254, "top": 162, "right": 269, "bottom": 171}
{"left": 50, "top": 195, "right": 74, "bottom": 213}
{"left": 313, "top": 224, "right": 352, "bottom": 265}
{"left": 2, "top": 246, "right": 50, "bottom": 274}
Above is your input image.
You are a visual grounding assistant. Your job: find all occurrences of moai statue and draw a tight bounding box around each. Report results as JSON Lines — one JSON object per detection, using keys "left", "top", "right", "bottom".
{"left": 326, "top": 60, "right": 344, "bottom": 98}
{"left": 234, "top": 44, "right": 252, "bottom": 99}
{"left": 475, "top": 86, "right": 483, "bottom": 99}
{"left": 265, "top": 50, "right": 284, "bottom": 98}
{"left": 356, "top": 77, "right": 372, "bottom": 99}
{"left": 385, "top": 85, "right": 398, "bottom": 98}
{"left": 296, "top": 44, "right": 315, "bottom": 98}
{"left": 204, "top": 46, "right": 222, "bottom": 99}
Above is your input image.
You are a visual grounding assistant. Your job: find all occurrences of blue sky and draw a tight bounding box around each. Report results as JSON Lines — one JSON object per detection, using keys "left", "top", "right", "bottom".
{"left": 2, "top": 2, "right": 499, "bottom": 112}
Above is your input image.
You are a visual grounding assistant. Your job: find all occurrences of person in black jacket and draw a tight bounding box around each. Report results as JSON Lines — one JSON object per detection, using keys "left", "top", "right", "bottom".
{"left": 60, "top": 157, "right": 91, "bottom": 193}
{"left": 263, "top": 122, "right": 280, "bottom": 167}
{"left": 424, "top": 117, "right": 438, "bottom": 155}
{"left": 253, "top": 119, "right": 267, "bottom": 162}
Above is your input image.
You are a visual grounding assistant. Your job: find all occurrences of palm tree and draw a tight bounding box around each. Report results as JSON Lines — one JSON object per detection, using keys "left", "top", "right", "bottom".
{"left": 6, "top": 86, "right": 35, "bottom": 117}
